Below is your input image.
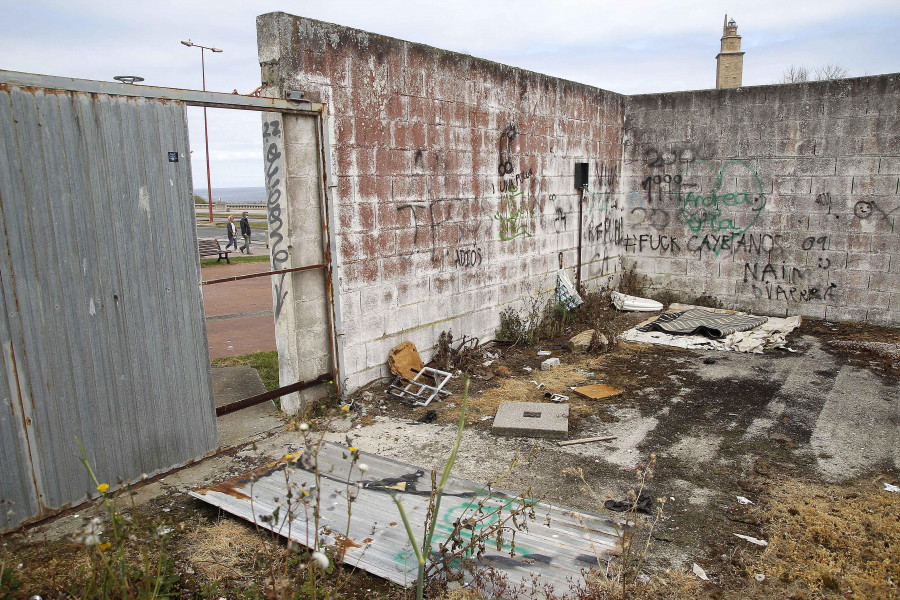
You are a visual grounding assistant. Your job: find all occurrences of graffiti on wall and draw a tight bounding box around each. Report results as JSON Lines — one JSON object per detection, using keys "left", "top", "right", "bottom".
{"left": 680, "top": 160, "right": 766, "bottom": 236}
{"left": 854, "top": 199, "right": 899, "bottom": 221}
{"left": 263, "top": 118, "right": 289, "bottom": 318}
{"left": 494, "top": 185, "right": 535, "bottom": 241}
{"left": 396, "top": 199, "right": 484, "bottom": 268}
{"left": 494, "top": 123, "right": 537, "bottom": 242}
{"left": 624, "top": 145, "right": 850, "bottom": 304}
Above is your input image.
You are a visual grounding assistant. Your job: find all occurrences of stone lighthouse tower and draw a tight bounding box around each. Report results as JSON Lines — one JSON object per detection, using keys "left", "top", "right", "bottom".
{"left": 716, "top": 15, "right": 744, "bottom": 89}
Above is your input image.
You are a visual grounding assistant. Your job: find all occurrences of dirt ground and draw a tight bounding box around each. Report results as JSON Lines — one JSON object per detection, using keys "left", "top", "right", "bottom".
{"left": 327, "top": 314, "right": 899, "bottom": 597}
{"left": 2, "top": 309, "right": 898, "bottom": 599}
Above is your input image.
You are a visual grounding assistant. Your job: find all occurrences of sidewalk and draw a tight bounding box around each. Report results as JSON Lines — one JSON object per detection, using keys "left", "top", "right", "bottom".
{"left": 202, "top": 262, "right": 276, "bottom": 359}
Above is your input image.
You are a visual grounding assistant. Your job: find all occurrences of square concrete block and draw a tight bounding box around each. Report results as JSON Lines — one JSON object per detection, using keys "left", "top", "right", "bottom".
{"left": 492, "top": 401, "right": 569, "bottom": 439}
{"left": 540, "top": 357, "right": 560, "bottom": 370}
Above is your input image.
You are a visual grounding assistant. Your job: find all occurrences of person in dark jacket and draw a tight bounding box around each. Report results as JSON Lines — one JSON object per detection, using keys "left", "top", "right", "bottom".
{"left": 225, "top": 215, "right": 239, "bottom": 252}
{"left": 239, "top": 211, "right": 252, "bottom": 254}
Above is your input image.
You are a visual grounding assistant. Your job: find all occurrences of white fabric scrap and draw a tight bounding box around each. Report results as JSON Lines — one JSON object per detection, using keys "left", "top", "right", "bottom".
{"left": 737, "top": 496, "right": 754, "bottom": 505}
{"left": 883, "top": 482, "right": 900, "bottom": 493}
{"left": 622, "top": 314, "right": 801, "bottom": 354}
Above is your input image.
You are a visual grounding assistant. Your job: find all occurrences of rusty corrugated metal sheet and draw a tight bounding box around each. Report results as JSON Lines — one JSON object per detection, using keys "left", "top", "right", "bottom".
{"left": 0, "top": 74, "right": 218, "bottom": 531}
{"left": 191, "top": 444, "right": 624, "bottom": 591}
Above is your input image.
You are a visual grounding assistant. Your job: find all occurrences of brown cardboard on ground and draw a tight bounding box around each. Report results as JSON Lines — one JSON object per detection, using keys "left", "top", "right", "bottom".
{"left": 573, "top": 384, "right": 623, "bottom": 400}
{"left": 388, "top": 341, "right": 423, "bottom": 379}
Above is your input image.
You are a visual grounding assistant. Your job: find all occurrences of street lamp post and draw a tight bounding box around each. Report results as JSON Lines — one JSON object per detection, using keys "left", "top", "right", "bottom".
{"left": 181, "top": 39, "right": 222, "bottom": 223}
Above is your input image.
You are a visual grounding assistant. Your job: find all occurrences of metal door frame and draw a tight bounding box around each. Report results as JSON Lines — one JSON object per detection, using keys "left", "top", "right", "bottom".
{"left": 0, "top": 70, "right": 344, "bottom": 529}
{"left": 0, "top": 69, "right": 345, "bottom": 399}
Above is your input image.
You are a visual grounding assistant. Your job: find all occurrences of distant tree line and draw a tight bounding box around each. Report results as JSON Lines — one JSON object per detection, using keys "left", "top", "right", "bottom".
{"left": 780, "top": 63, "right": 850, "bottom": 83}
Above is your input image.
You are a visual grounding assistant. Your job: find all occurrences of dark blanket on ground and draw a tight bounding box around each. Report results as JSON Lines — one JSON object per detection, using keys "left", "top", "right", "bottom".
{"left": 637, "top": 309, "right": 768, "bottom": 339}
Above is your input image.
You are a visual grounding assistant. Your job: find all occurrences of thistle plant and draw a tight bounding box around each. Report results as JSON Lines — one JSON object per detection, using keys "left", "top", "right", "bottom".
{"left": 565, "top": 455, "right": 665, "bottom": 599}
{"left": 73, "top": 438, "right": 177, "bottom": 600}
{"left": 390, "top": 378, "right": 537, "bottom": 600}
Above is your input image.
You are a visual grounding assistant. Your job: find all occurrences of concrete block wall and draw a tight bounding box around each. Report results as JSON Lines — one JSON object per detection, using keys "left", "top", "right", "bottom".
{"left": 622, "top": 76, "right": 900, "bottom": 325}
{"left": 258, "top": 13, "right": 625, "bottom": 390}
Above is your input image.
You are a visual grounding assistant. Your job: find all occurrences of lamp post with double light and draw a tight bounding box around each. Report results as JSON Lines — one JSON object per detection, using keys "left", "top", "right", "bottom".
{"left": 181, "top": 39, "right": 222, "bottom": 223}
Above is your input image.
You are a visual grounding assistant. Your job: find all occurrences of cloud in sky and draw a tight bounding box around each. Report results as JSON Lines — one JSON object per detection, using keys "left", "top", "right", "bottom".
{"left": 2, "top": 0, "right": 898, "bottom": 187}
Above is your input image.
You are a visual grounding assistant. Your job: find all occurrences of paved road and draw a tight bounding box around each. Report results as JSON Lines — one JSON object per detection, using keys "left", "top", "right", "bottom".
{"left": 202, "top": 262, "right": 276, "bottom": 359}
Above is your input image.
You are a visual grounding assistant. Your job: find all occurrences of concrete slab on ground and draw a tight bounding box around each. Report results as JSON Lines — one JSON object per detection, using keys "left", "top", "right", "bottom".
{"left": 212, "top": 366, "right": 283, "bottom": 448}
{"left": 492, "top": 401, "right": 569, "bottom": 439}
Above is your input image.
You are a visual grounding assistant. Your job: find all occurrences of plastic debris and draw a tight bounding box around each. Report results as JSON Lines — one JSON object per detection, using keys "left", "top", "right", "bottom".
{"left": 522, "top": 366, "right": 532, "bottom": 373}
{"left": 755, "top": 574, "right": 765, "bottom": 582}
{"left": 537, "top": 350, "right": 552, "bottom": 356}
{"left": 612, "top": 291, "right": 663, "bottom": 312}
{"left": 736, "top": 496, "right": 754, "bottom": 505}
{"left": 556, "top": 270, "right": 583, "bottom": 309}
{"left": 547, "top": 394, "right": 569, "bottom": 403}
{"left": 883, "top": 482, "right": 900, "bottom": 493}
{"left": 692, "top": 563, "right": 709, "bottom": 581}
{"left": 605, "top": 492, "right": 654, "bottom": 514}
{"left": 734, "top": 533, "right": 768, "bottom": 546}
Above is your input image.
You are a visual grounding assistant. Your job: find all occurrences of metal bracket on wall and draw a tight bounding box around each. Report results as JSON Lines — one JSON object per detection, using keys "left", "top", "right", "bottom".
{"left": 285, "top": 90, "right": 306, "bottom": 101}
{"left": 388, "top": 367, "right": 452, "bottom": 407}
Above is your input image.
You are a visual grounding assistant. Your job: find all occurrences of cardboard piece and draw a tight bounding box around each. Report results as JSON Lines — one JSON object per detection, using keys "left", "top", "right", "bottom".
{"left": 573, "top": 384, "right": 623, "bottom": 400}
{"left": 388, "top": 341, "right": 423, "bottom": 379}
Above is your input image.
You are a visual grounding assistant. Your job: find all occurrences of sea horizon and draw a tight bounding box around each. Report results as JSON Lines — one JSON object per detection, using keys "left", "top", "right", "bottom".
{"left": 193, "top": 186, "right": 266, "bottom": 203}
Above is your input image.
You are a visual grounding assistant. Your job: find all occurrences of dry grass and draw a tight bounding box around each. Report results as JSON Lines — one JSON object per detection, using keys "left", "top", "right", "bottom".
{"left": 0, "top": 541, "right": 91, "bottom": 595}
{"left": 184, "top": 518, "right": 269, "bottom": 582}
{"left": 750, "top": 477, "right": 900, "bottom": 599}
{"left": 414, "top": 355, "right": 615, "bottom": 426}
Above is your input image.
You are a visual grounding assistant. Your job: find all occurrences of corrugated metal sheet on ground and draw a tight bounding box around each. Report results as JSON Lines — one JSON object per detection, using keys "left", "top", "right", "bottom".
{"left": 191, "top": 444, "right": 624, "bottom": 591}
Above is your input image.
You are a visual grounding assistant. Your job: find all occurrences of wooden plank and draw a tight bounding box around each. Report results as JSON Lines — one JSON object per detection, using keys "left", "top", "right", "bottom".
{"left": 573, "top": 384, "right": 623, "bottom": 400}
{"left": 557, "top": 436, "right": 618, "bottom": 447}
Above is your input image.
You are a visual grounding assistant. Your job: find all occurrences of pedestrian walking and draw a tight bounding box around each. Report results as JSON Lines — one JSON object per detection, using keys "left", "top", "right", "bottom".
{"left": 225, "top": 215, "right": 239, "bottom": 252}
{"left": 239, "top": 211, "right": 252, "bottom": 254}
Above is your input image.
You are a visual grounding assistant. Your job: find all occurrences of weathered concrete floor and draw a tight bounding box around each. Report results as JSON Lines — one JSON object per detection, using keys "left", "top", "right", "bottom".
{"left": 212, "top": 366, "right": 283, "bottom": 448}
{"left": 17, "top": 331, "right": 899, "bottom": 581}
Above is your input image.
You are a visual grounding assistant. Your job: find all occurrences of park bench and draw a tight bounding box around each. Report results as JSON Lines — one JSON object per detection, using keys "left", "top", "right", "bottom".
{"left": 198, "top": 239, "right": 231, "bottom": 264}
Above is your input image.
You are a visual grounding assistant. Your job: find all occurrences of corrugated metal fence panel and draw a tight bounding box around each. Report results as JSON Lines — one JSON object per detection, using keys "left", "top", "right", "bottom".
{"left": 0, "top": 84, "right": 217, "bottom": 529}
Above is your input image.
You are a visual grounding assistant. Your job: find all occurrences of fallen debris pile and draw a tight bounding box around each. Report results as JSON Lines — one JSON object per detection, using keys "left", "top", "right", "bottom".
{"left": 622, "top": 304, "right": 802, "bottom": 353}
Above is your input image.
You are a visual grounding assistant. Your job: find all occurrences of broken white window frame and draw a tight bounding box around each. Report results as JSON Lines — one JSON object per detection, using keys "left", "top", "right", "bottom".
{"left": 388, "top": 367, "right": 452, "bottom": 406}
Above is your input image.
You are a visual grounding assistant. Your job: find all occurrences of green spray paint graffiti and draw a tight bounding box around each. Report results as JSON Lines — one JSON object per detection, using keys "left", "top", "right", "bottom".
{"left": 392, "top": 493, "right": 537, "bottom": 569}
{"left": 679, "top": 159, "right": 766, "bottom": 238}
{"left": 494, "top": 185, "right": 535, "bottom": 241}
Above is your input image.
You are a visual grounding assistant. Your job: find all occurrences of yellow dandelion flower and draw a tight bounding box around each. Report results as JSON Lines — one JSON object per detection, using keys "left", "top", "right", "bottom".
{"left": 340, "top": 405, "right": 350, "bottom": 412}
{"left": 349, "top": 446, "right": 357, "bottom": 453}
{"left": 99, "top": 542, "right": 111, "bottom": 551}
{"left": 96, "top": 484, "right": 109, "bottom": 493}
{"left": 285, "top": 454, "right": 294, "bottom": 460}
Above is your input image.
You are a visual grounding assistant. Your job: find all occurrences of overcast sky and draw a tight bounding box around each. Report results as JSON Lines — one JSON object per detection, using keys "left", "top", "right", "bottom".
{"left": 2, "top": 0, "right": 898, "bottom": 189}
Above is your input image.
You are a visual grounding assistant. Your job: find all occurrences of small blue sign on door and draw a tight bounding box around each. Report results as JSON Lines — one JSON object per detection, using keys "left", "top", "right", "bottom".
{"left": 168, "top": 151, "right": 179, "bottom": 162}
